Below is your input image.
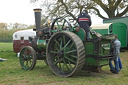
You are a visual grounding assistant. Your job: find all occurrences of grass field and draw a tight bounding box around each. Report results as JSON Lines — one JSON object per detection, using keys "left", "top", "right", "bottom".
{"left": 0, "top": 43, "right": 128, "bottom": 85}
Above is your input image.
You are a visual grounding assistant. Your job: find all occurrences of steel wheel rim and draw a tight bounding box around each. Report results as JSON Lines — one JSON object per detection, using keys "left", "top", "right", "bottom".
{"left": 47, "top": 31, "right": 86, "bottom": 77}
{"left": 19, "top": 46, "right": 36, "bottom": 70}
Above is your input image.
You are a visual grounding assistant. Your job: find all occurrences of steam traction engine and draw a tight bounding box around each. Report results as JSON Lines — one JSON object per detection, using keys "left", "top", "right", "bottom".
{"left": 19, "top": 9, "right": 116, "bottom": 77}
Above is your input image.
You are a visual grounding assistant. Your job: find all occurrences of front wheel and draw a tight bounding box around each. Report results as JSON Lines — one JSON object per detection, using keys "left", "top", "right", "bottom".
{"left": 19, "top": 46, "right": 36, "bottom": 70}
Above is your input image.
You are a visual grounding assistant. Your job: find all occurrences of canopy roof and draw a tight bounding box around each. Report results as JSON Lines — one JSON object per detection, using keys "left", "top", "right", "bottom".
{"left": 13, "top": 29, "right": 36, "bottom": 40}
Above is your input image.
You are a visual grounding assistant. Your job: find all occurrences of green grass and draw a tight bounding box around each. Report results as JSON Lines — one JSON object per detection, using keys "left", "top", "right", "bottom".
{"left": 0, "top": 42, "right": 128, "bottom": 85}
{"left": 0, "top": 43, "right": 13, "bottom": 51}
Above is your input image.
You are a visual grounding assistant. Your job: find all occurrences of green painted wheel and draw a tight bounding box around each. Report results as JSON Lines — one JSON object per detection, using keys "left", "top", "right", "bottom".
{"left": 51, "top": 17, "right": 72, "bottom": 31}
{"left": 47, "top": 31, "right": 85, "bottom": 77}
{"left": 19, "top": 46, "right": 36, "bottom": 70}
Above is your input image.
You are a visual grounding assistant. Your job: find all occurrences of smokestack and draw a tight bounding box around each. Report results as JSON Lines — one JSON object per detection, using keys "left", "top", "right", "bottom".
{"left": 33, "top": 9, "right": 42, "bottom": 30}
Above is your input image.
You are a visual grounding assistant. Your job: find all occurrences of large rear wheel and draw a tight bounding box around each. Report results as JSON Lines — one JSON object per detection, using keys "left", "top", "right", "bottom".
{"left": 47, "top": 31, "right": 85, "bottom": 77}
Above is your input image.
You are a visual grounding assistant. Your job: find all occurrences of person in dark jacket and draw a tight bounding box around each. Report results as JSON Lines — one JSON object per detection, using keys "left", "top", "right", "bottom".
{"left": 77, "top": 10, "right": 92, "bottom": 40}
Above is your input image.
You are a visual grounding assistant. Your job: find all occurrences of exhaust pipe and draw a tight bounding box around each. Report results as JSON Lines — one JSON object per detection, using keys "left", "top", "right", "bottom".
{"left": 33, "top": 9, "right": 42, "bottom": 31}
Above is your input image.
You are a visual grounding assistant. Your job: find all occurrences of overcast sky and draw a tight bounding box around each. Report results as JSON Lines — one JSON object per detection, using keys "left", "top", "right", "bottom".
{"left": 0, "top": 0, "right": 103, "bottom": 25}
{"left": 0, "top": 0, "right": 34, "bottom": 25}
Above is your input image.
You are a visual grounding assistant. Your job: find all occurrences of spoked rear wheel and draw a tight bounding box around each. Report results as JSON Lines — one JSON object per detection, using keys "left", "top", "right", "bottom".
{"left": 47, "top": 31, "right": 85, "bottom": 77}
{"left": 19, "top": 46, "right": 36, "bottom": 70}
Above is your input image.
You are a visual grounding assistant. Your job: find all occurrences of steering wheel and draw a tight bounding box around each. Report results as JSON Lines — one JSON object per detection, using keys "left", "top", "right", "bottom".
{"left": 51, "top": 17, "right": 72, "bottom": 31}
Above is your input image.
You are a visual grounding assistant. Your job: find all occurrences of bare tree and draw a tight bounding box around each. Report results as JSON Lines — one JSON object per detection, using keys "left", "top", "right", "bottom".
{"left": 31, "top": 0, "right": 128, "bottom": 21}
{"left": 91, "top": 0, "right": 128, "bottom": 19}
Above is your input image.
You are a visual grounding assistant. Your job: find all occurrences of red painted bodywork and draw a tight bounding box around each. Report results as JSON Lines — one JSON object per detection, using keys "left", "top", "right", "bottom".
{"left": 13, "top": 40, "right": 32, "bottom": 53}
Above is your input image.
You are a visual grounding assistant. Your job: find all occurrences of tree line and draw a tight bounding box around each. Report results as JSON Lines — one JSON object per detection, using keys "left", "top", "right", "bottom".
{"left": 0, "top": 22, "right": 34, "bottom": 42}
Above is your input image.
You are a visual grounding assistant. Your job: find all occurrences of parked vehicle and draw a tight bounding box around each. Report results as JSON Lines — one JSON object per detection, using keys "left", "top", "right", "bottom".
{"left": 91, "top": 22, "right": 127, "bottom": 48}
{"left": 13, "top": 29, "right": 36, "bottom": 53}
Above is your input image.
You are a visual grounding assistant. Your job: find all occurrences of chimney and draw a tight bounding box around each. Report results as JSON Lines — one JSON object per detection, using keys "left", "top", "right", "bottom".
{"left": 33, "top": 9, "right": 42, "bottom": 30}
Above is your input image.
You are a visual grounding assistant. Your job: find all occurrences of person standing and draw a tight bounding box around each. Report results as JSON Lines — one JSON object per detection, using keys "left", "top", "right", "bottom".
{"left": 109, "top": 34, "right": 122, "bottom": 74}
{"left": 118, "top": 57, "right": 122, "bottom": 70}
{"left": 77, "top": 10, "right": 92, "bottom": 40}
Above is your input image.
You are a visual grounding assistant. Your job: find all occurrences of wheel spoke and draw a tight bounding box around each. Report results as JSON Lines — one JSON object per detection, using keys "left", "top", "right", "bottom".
{"left": 22, "top": 55, "right": 26, "bottom": 61}
{"left": 54, "top": 39, "right": 60, "bottom": 47}
{"left": 21, "top": 54, "right": 25, "bottom": 58}
{"left": 58, "top": 61, "right": 61, "bottom": 69}
{"left": 53, "top": 58, "right": 60, "bottom": 65}
{"left": 56, "top": 21, "right": 61, "bottom": 30}
{"left": 61, "top": 19, "right": 66, "bottom": 29}
{"left": 54, "top": 57, "right": 64, "bottom": 65}
{"left": 64, "top": 39, "right": 71, "bottom": 48}
{"left": 24, "top": 48, "right": 28, "bottom": 55}
{"left": 70, "top": 55, "right": 77, "bottom": 59}
{"left": 54, "top": 56, "right": 59, "bottom": 60}
{"left": 51, "top": 50, "right": 58, "bottom": 54}
{"left": 66, "top": 49, "right": 76, "bottom": 54}
{"left": 30, "top": 59, "right": 33, "bottom": 65}
{"left": 65, "top": 56, "right": 76, "bottom": 64}
{"left": 63, "top": 36, "right": 66, "bottom": 45}
{"left": 63, "top": 60, "right": 70, "bottom": 71}
{"left": 70, "top": 42, "right": 75, "bottom": 49}
{"left": 61, "top": 61, "right": 65, "bottom": 72}
{"left": 23, "top": 60, "right": 25, "bottom": 65}
{"left": 55, "top": 44, "right": 59, "bottom": 51}
{"left": 26, "top": 60, "right": 28, "bottom": 66}
{"left": 27, "top": 54, "right": 32, "bottom": 60}
{"left": 28, "top": 52, "right": 32, "bottom": 57}
{"left": 68, "top": 61, "right": 73, "bottom": 71}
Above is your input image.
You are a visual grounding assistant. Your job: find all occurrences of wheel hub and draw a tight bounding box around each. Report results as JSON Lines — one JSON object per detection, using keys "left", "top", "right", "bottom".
{"left": 23, "top": 56, "right": 28, "bottom": 61}
{"left": 57, "top": 51, "right": 63, "bottom": 57}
